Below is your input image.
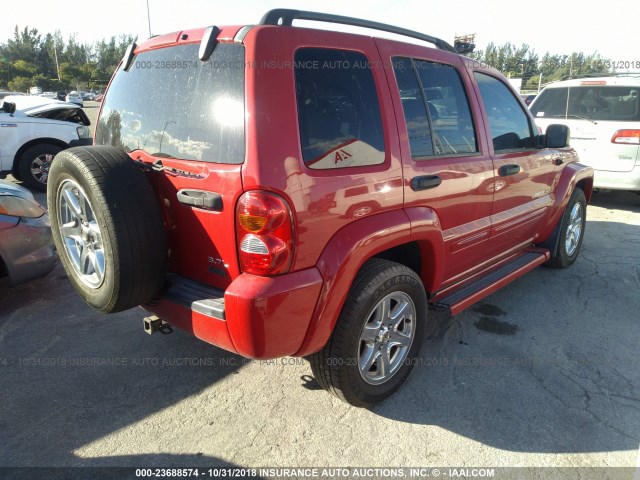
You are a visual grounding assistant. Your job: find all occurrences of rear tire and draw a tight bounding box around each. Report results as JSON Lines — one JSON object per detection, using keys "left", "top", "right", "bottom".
{"left": 47, "top": 146, "right": 167, "bottom": 313}
{"left": 309, "top": 259, "right": 427, "bottom": 407}
{"left": 18, "top": 143, "right": 62, "bottom": 192}
{"left": 547, "top": 188, "right": 587, "bottom": 268}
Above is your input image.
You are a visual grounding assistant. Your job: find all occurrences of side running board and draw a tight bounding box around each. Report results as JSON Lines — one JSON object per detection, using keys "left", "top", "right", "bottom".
{"left": 431, "top": 249, "right": 550, "bottom": 315}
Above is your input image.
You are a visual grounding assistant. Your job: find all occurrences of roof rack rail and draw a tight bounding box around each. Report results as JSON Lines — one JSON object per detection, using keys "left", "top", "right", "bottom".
{"left": 259, "top": 8, "right": 458, "bottom": 54}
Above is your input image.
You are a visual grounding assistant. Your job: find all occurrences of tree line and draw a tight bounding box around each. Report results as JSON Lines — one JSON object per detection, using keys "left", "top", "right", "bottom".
{"left": 0, "top": 26, "right": 134, "bottom": 93}
{"left": 469, "top": 42, "right": 611, "bottom": 92}
{"left": 0, "top": 26, "right": 613, "bottom": 94}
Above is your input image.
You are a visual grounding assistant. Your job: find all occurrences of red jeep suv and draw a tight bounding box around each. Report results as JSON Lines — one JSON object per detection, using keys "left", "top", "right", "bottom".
{"left": 47, "top": 9, "right": 593, "bottom": 406}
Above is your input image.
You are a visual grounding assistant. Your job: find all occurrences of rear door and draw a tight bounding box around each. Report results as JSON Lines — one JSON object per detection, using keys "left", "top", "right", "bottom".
{"left": 377, "top": 41, "right": 495, "bottom": 282}
{"left": 95, "top": 41, "right": 246, "bottom": 289}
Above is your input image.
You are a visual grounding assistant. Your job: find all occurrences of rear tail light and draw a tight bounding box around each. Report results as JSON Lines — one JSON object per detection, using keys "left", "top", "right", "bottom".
{"left": 236, "top": 191, "right": 294, "bottom": 275}
{"left": 611, "top": 130, "right": 640, "bottom": 145}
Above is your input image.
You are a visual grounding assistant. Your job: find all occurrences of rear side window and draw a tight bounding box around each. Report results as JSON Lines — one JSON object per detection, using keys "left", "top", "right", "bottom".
{"left": 474, "top": 72, "right": 535, "bottom": 152}
{"left": 531, "top": 85, "right": 640, "bottom": 121}
{"left": 295, "top": 48, "right": 385, "bottom": 169}
{"left": 96, "top": 43, "right": 245, "bottom": 164}
{"left": 393, "top": 57, "right": 478, "bottom": 158}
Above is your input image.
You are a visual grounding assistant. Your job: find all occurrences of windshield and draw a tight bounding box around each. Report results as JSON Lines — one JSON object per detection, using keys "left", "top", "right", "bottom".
{"left": 95, "top": 42, "right": 245, "bottom": 164}
{"left": 531, "top": 85, "right": 640, "bottom": 121}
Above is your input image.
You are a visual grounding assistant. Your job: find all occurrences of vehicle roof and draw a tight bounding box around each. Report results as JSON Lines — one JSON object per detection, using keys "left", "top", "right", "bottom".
{"left": 135, "top": 10, "right": 462, "bottom": 57}
{"left": 543, "top": 75, "right": 640, "bottom": 88}
{"left": 2, "top": 95, "right": 81, "bottom": 114}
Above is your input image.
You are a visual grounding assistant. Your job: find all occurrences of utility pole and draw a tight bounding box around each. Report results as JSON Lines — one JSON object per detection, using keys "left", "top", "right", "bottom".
{"left": 538, "top": 72, "right": 543, "bottom": 93}
{"left": 53, "top": 42, "right": 61, "bottom": 82}
{"left": 146, "top": 0, "right": 152, "bottom": 38}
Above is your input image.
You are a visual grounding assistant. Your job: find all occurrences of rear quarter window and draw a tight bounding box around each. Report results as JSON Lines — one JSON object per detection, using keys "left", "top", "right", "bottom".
{"left": 95, "top": 43, "right": 245, "bottom": 164}
{"left": 294, "top": 48, "right": 385, "bottom": 169}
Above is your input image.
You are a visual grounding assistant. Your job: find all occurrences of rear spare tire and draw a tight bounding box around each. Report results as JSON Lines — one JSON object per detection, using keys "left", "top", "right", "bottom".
{"left": 47, "top": 146, "right": 167, "bottom": 313}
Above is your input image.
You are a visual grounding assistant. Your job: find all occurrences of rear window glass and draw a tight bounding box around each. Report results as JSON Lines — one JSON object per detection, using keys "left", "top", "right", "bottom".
{"left": 95, "top": 43, "right": 245, "bottom": 164}
{"left": 393, "top": 57, "right": 478, "bottom": 157}
{"left": 295, "top": 48, "right": 385, "bottom": 169}
{"left": 531, "top": 85, "right": 640, "bottom": 121}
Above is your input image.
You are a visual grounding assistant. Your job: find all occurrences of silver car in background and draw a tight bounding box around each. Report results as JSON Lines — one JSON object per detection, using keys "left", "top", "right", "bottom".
{"left": 0, "top": 180, "right": 57, "bottom": 286}
{"left": 65, "top": 91, "right": 84, "bottom": 107}
{"left": 531, "top": 75, "right": 640, "bottom": 191}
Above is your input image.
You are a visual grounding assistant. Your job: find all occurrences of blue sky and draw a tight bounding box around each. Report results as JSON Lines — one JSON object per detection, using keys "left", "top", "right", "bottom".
{"left": 3, "top": 0, "right": 637, "bottom": 62}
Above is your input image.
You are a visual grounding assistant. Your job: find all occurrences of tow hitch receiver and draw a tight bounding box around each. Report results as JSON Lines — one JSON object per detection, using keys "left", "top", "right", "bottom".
{"left": 143, "top": 315, "right": 173, "bottom": 335}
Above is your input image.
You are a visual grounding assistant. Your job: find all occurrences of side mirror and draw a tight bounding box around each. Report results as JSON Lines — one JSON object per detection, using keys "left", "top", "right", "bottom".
{"left": 545, "top": 124, "right": 570, "bottom": 148}
{"left": 2, "top": 101, "right": 16, "bottom": 115}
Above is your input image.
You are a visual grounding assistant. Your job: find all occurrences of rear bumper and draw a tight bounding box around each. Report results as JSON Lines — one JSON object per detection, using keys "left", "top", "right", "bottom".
{"left": 593, "top": 165, "right": 640, "bottom": 191}
{"left": 144, "top": 267, "right": 324, "bottom": 359}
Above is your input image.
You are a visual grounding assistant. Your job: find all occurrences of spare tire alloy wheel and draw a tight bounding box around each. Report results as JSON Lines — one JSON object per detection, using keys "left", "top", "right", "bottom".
{"left": 48, "top": 146, "right": 167, "bottom": 313}
{"left": 57, "top": 179, "right": 105, "bottom": 288}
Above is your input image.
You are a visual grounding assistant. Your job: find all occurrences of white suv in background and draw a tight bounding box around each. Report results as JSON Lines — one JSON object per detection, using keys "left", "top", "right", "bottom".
{"left": 530, "top": 75, "right": 640, "bottom": 191}
{"left": 0, "top": 95, "right": 92, "bottom": 191}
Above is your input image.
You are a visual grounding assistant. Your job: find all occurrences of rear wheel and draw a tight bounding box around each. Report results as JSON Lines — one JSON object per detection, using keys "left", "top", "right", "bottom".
{"left": 18, "top": 143, "right": 62, "bottom": 192}
{"left": 547, "top": 188, "right": 587, "bottom": 268}
{"left": 47, "top": 146, "right": 167, "bottom": 313}
{"left": 309, "top": 259, "right": 427, "bottom": 407}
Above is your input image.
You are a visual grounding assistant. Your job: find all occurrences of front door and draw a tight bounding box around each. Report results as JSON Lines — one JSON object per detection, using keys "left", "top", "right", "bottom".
{"left": 472, "top": 72, "right": 559, "bottom": 256}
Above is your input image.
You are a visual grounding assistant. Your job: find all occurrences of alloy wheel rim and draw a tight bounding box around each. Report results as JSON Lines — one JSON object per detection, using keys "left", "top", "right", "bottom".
{"left": 57, "top": 179, "right": 106, "bottom": 288}
{"left": 565, "top": 202, "right": 583, "bottom": 257}
{"left": 358, "top": 291, "right": 416, "bottom": 385}
{"left": 31, "top": 154, "right": 54, "bottom": 184}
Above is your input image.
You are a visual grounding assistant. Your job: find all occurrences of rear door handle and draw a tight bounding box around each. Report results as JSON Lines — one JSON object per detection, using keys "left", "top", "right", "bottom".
{"left": 411, "top": 175, "right": 442, "bottom": 191}
{"left": 177, "top": 189, "right": 222, "bottom": 211}
{"left": 498, "top": 164, "right": 521, "bottom": 177}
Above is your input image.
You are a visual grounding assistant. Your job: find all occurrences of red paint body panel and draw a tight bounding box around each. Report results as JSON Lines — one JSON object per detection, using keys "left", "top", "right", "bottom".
{"left": 225, "top": 268, "right": 323, "bottom": 359}
{"left": 242, "top": 26, "right": 404, "bottom": 271}
{"left": 295, "top": 210, "right": 415, "bottom": 356}
{"left": 144, "top": 267, "right": 323, "bottom": 360}
{"left": 95, "top": 20, "right": 594, "bottom": 362}
{"left": 132, "top": 150, "right": 244, "bottom": 290}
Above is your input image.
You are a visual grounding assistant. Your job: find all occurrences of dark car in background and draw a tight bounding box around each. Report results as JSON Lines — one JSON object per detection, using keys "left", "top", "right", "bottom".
{"left": 520, "top": 93, "right": 537, "bottom": 106}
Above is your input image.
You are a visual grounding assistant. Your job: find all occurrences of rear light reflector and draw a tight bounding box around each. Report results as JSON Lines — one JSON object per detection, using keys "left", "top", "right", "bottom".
{"left": 611, "top": 129, "right": 640, "bottom": 145}
{"left": 236, "top": 191, "right": 294, "bottom": 276}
